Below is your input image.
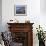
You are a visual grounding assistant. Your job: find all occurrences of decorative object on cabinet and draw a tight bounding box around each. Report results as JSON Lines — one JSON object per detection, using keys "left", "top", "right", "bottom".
{"left": 7, "top": 23, "right": 34, "bottom": 46}
{"left": 14, "top": 5, "right": 27, "bottom": 16}
{"left": 8, "top": 19, "right": 19, "bottom": 23}
{"left": 25, "top": 20, "right": 30, "bottom": 23}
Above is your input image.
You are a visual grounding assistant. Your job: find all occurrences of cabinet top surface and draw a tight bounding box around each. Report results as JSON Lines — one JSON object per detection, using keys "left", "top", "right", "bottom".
{"left": 7, "top": 23, "right": 34, "bottom": 25}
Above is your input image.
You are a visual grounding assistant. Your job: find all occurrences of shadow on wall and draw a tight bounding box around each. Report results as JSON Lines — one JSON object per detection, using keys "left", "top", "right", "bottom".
{"left": 0, "top": 0, "right": 2, "bottom": 32}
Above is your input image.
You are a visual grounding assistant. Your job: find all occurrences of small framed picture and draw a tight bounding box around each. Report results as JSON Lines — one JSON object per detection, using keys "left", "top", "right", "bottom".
{"left": 14, "top": 5, "right": 27, "bottom": 16}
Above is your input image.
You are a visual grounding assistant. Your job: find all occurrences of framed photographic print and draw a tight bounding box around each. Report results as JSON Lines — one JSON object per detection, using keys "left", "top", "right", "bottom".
{"left": 14, "top": 5, "right": 27, "bottom": 16}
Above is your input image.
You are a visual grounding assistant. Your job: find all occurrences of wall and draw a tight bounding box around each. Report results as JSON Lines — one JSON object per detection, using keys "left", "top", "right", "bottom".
{"left": 40, "top": 0, "right": 46, "bottom": 31}
{"left": 2, "top": 0, "right": 40, "bottom": 30}
{"left": 2, "top": 0, "right": 46, "bottom": 46}
{"left": 0, "top": 0, "right": 2, "bottom": 32}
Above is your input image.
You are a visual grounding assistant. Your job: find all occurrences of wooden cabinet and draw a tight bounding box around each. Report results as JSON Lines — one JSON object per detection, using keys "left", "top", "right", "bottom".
{"left": 7, "top": 23, "right": 34, "bottom": 46}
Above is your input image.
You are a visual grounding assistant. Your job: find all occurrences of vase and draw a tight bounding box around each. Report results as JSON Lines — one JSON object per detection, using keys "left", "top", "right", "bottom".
{"left": 39, "top": 40, "right": 45, "bottom": 46}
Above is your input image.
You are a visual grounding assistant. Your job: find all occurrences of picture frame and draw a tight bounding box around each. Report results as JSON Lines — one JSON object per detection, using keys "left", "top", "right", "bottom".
{"left": 14, "top": 5, "right": 27, "bottom": 16}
